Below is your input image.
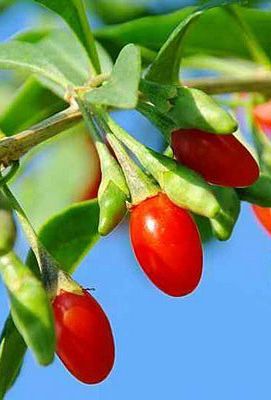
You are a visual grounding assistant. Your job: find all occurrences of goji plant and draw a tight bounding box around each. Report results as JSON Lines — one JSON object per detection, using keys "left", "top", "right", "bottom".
{"left": 0, "top": 0, "right": 271, "bottom": 398}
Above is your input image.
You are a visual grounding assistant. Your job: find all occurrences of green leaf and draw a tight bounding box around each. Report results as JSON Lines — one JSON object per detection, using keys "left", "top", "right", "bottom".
{"left": 0, "top": 194, "right": 16, "bottom": 256}
{"left": 14, "top": 27, "right": 55, "bottom": 44}
{"left": 0, "top": 77, "right": 66, "bottom": 136}
{"left": 210, "top": 186, "right": 240, "bottom": 241}
{"left": 168, "top": 87, "right": 237, "bottom": 134}
{"left": 27, "top": 199, "right": 100, "bottom": 274}
{"left": 37, "top": 33, "right": 91, "bottom": 87}
{"left": 139, "top": 80, "right": 177, "bottom": 113}
{"left": 40, "top": 32, "right": 112, "bottom": 85}
{"left": 14, "top": 29, "right": 94, "bottom": 95}
{"left": 0, "top": 40, "right": 70, "bottom": 90}
{"left": 14, "top": 126, "right": 98, "bottom": 229}
{"left": 0, "top": 316, "right": 25, "bottom": 399}
{"left": 15, "top": 27, "right": 113, "bottom": 76}
{"left": 95, "top": 7, "right": 195, "bottom": 59}
{"left": 90, "top": 0, "right": 149, "bottom": 24}
{"left": 98, "top": 180, "right": 128, "bottom": 236}
{"left": 13, "top": 29, "right": 113, "bottom": 98}
{"left": 0, "top": 252, "right": 55, "bottom": 365}
{"left": 193, "top": 214, "right": 213, "bottom": 243}
{"left": 86, "top": 44, "right": 141, "bottom": 109}
{"left": 145, "top": 11, "right": 201, "bottom": 84}
{"left": 237, "top": 174, "right": 271, "bottom": 207}
{"left": 0, "top": 0, "right": 16, "bottom": 11}
{"left": 34, "top": 0, "right": 101, "bottom": 74}
{"left": 95, "top": 6, "right": 271, "bottom": 62}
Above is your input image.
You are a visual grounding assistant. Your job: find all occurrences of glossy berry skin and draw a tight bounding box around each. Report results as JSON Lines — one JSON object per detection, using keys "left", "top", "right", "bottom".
{"left": 53, "top": 290, "right": 115, "bottom": 384}
{"left": 252, "top": 205, "right": 271, "bottom": 235}
{"left": 172, "top": 129, "right": 259, "bottom": 187}
{"left": 130, "top": 193, "right": 203, "bottom": 297}
{"left": 253, "top": 101, "right": 271, "bottom": 137}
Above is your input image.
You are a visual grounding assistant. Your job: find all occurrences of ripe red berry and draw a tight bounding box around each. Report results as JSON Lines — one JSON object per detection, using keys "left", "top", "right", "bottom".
{"left": 252, "top": 205, "right": 271, "bottom": 235}
{"left": 253, "top": 101, "right": 271, "bottom": 136}
{"left": 171, "top": 129, "right": 259, "bottom": 187}
{"left": 130, "top": 193, "right": 203, "bottom": 297}
{"left": 53, "top": 289, "right": 115, "bottom": 384}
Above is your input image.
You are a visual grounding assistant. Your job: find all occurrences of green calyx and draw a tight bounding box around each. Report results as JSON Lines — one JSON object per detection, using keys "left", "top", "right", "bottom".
{"left": 98, "top": 180, "right": 128, "bottom": 236}
{"left": 54, "top": 268, "right": 83, "bottom": 297}
{"left": 77, "top": 98, "right": 129, "bottom": 236}
{"left": 1, "top": 182, "right": 82, "bottom": 300}
{"left": 140, "top": 82, "right": 238, "bottom": 137}
{"left": 210, "top": 186, "right": 241, "bottom": 241}
{"left": 97, "top": 141, "right": 129, "bottom": 235}
{"left": 106, "top": 133, "right": 159, "bottom": 205}
{"left": 236, "top": 174, "right": 271, "bottom": 207}
{"left": 251, "top": 125, "right": 271, "bottom": 174}
{"left": 137, "top": 101, "right": 176, "bottom": 141}
{"left": 101, "top": 112, "right": 220, "bottom": 218}
{"left": 139, "top": 80, "right": 177, "bottom": 113}
{"left": 159, "top": 162, "right": 219, "bottom": 218}
{"left": 0, "top": 252, "right": 55, "bottom": 365}
{"left": 168, "top": 87, "right": 238, "bottom": 134}
{"left": 0, "top": 193, "right": 16, "bottom": 256}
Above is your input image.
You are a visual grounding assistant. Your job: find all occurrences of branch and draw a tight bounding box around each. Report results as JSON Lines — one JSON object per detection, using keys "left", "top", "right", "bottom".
{"left": 184, "top": 73, "right": 271, "bottom": 95}
{"left": 0, "top": 107, "right": 81, "bottom": 166}
{"left": 1, "top": 72, "right": 271, "bottom": 165}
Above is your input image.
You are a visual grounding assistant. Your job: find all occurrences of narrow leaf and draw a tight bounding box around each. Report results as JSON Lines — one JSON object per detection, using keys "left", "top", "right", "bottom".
{"left": 95, "top": 7, "right": 271, "bottom": 63}
{"left": 210, "top": 186, "right": 240, "bottom": 241}
{"left": 0, "top": 77, "right": 66, "bottom": 136}
{"left": 34, "top": 0, "right": 101, "bottom": 74}
{"left": 168, "top": 87, "right": 237, "bottom": 134}
{"left": 13, "top": 128, "right": 97, "bottom": 228}
{"left": 0, "top": 317, "right": 25, "bottom": 399}
{"left": 237, "top": 174, "right": 271, "bottom": 206}
{"left": 26, "top": 199, "right": 100, "bottom": 273}
{"left": 193, "top": 214, "right": 213, "bottom": 243}
{"left": 95, "top": 7, "right": 196, "bottom": 58}
{"left": 14, "top": 28, "right": 113, "bottom": 98}
{"left": 0, "top": 41, "right": 70, "bottom": 89}
{"left": 15, "top": 27, "right": 113, "bottom": 76}
{"left": 145, "top": 11, "right": 201, "bottom": 84}
{"left": 0, "top": 252, "right": 55, "bottom": 365}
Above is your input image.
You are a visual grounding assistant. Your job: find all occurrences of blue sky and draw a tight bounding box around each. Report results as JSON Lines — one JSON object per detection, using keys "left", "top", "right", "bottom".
{"left": 1, "top": 2, "right": 271, "bottom": 399}
{"left": 2, "top": 202, "right": 271, "bottom": 400}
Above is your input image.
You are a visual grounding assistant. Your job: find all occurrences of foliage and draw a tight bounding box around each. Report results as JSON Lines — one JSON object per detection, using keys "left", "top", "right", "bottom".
{"left": 0, "top": 0, "right": 271, "bottom": 396}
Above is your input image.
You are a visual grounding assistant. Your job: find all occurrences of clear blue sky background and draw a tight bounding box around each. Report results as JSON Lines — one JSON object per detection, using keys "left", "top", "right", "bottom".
{"left": 1, "top": 2, "right": 271, "bottom": 399}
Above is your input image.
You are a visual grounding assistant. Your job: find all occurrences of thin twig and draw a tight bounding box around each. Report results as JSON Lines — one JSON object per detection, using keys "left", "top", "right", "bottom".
{"left": 184, "top": 73, "right": 271, "bottom": 94}
{"left": 1, "top": 73, "right": 271, "bottom": 165}
{"left": 0, "top": 106, "right": 81, "bottom": 166}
